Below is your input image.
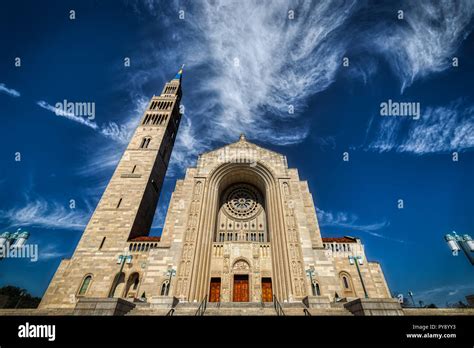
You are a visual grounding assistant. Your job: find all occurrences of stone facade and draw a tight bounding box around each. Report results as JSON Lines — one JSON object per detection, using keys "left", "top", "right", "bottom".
{"left": 39, "top": 70, "right": 392, "bottom": 313}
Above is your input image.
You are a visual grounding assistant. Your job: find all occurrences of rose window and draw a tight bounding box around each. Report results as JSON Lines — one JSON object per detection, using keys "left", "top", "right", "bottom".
{"left": 223, "top": 184, "right": 262, "bottom": 220}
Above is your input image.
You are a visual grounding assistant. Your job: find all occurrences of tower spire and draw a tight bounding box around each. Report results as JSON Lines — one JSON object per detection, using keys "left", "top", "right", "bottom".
{"left": 174, "top": 64, "right": 185, "bottom": 81}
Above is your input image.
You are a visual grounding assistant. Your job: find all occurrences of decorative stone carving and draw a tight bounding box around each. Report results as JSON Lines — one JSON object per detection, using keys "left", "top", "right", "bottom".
{"left": 233, "top": 260, "right": 250, "bottom": 271}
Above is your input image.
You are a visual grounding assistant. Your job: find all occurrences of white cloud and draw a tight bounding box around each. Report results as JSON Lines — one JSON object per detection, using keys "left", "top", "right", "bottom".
{"left": 127, "top": 0, "right": 359, "bottom": 171}
{"left": 372, "top": 1, "right": 474, "bottom": 92}
{"left": 414, "top": 283, "right": 474, "bottom": 307}
{"left": 0, "top": 83, "right": 20, "bottom": 97}
{"left": 125, "top": 0, "right": 474, "bottom": 172}
{"left": 368, "top": 100, "right": 474, "bottom": 154}
{"left": 179, "top": 0, "right": 355, "bottom": 143}
{"left": 315, "top": 208, "right": 404, "bottom": 243}
{"left": 0, "top": 198, "right": 90, "bottom": 231}
{"left": 37, "top": 100, "right": 134, "bottom": 144}
{"left": 39, "top": 244, "right": 70, "bottom": 261}
{"left": 37, "top": 100, "right": 98, "bottom": 130}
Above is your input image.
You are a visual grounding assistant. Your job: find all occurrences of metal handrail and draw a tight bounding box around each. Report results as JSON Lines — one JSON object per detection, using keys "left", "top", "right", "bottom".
{"left": 165, "top": 296, "right": 179, "bottom": 316}
{"left": 195, "top": 295, "right": 208, "bottom": 316}
{"left": 272, "top": 295, "right": 285, "bottom": 316}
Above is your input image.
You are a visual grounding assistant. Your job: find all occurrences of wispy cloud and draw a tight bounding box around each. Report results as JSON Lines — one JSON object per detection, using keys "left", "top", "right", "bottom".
{"left": 130, "top": 0, "right": 359, "bottom": 164}
{"left": 75, "top": 96, "right": 150, "bottom": 177}
{"left": 126, "top": 0, "right": 474, "bottom": 172}
{"left": 0, "top": 198, "right": 90, "bottom": 231}
{"left": 0, "top": 83, "right": 20, "bottom": 97}
{"left": 371, "top": 1, "right": 474, "bottom": 92}
{"left": 368, "top": 99, "right": 474, "bottom": 154}
{"left": 316, "top": 207, "right": 404, "bottom": 243}
{"left": 37, "top": 100, "right": 98, "bottom": 129}
{"left": 38, "top": 243, "right": 70, "bottom": 261}
{"left": 414, "top": 283, "right": 474, "bottom": 307}
{"left": 36, "top": 100, "right": 133, "bottom": 144}
{"left": 178, "top": 0, "right": 355, "bottom": 144}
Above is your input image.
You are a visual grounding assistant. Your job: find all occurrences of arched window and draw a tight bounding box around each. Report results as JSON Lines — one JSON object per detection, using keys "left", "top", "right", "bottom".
{"left": 133, "top": 276, "right": 139, "bottom": 290}
{"left": 342, "top": 276, "right": 349, "bottom": 289}
{"left": 339, "top": 272, "right": 355, "bottom": 297}
{"left": 161, "top": 280, "right": 170, "bottom": 296}
{"left": 78, "top": 275, "right": 92, "bottom": 296}
{"left": 312, "top": 281, "right": 321, "bottom": 296}
{"left": 140, "top": 137, "right": 151, "bottom": 149}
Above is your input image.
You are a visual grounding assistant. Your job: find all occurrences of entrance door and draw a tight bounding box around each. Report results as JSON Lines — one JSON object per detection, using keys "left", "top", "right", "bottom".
{"left": 261, "top": 278, "right": 273, "bottom": 302}
{"left": 209, "top": 278, "right": 221, "bottom": 302}
{"left": 233, "top": 275, "right": 249, "bottom": 302}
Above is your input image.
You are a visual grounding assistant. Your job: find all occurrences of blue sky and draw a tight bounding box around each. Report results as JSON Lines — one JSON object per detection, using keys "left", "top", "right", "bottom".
{"left": 0, "top": 0, "right": 473, "bottom": 307}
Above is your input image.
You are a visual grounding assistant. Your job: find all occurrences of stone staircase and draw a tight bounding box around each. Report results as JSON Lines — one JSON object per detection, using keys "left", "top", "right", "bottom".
{"left": 126, "top": 300, "right": 353, "bottom": 316}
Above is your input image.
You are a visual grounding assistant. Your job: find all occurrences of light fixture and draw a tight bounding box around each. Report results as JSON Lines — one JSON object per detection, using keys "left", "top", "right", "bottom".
{"left": 444, "top": 234, "right": 461, "bottom": 253}
{"left": 463, "top": 234, "right": 474, "bottom": 252}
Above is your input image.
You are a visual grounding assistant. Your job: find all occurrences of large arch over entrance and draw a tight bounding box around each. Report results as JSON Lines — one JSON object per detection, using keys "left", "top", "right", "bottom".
{"left": 187, "top": 161, "right": 293, "bottom": 303}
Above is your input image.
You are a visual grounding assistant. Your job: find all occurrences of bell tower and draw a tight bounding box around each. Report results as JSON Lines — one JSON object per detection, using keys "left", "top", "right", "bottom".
{"left": 75, "top": 69, "right": 183, "bottom": 253}
{"left": 39, "top": 68, "right": 185, "bottom": 309}
{"left": 75, "top": 67, "right": 184, "bottom": 252}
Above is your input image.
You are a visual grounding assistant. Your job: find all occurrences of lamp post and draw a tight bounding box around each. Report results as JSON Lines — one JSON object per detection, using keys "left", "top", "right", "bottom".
{"left": 348, "top": 255, "right": 368, "bottom": 299}
{"left": 14, "top": 290, "right": 26, "bottom": 309}
{"left": 305, "top": 267, "right": 316, "bottom": 296}
{"left": 164, "top": 268, "right": 176, "bottom": 296}
{"left": 408, "top": 291, "right": 417, "bottom": 307}
{"left": 0, "top": 229, "right": 30, "bottom": 260}
{"left": 444, "top": 231, "right": 474, "bottom": 265}
{"left": 108, "top": 250, "right": 132, "bottom": 298}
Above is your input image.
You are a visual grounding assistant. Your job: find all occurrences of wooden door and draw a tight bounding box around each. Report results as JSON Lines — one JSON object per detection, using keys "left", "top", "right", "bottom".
{"left": 233, "top": 275, "right": 249, "bottom": 302}
{"left": 209, "top": 278, "right": 221, "bottom": 302}
{"left": 262, "top": 278, "right": 273, "bottom": 302}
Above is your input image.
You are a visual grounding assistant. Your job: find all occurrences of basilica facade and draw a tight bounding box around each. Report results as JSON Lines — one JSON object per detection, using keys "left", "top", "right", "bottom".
{"left": 39, "top": 69, "right": 391, "bottom": 313}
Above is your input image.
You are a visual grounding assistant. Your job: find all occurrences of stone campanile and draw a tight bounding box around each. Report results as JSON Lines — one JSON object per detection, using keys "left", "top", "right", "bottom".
{"left": 39, "top": 68, "right": 184, "bottom": 308}
{"left": 76, "top": 67, "right": 183, "bottom": 250}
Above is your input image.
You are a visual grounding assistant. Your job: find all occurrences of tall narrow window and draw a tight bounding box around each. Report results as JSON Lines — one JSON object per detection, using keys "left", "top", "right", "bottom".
{"left": 116, "top": 198, "right": 122, "bottom": 209}
{"left": 161, "top": 280, "right": 170, "bottom": 296}
{"left": 99, "top": 237, "right": 106, "bottom": 250}
{"left": 140, "top": 137, "right": 151, "bottom": 149}
{"left": 78, "top": 275, "right": 92, "bottom": 296}
{"left": 342, "top": 276, "right": 349, "bottom": 289}
{"left": 312, "top": 282, "right": 321, "bottom": 296}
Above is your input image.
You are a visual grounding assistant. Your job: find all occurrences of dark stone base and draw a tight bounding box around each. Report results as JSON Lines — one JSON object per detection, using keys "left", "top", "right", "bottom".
{"left": 344, "top": 298, "right": 404, "bottom": 316}
{"left": 73, "top": 297, "right": 136, "bottom": 316}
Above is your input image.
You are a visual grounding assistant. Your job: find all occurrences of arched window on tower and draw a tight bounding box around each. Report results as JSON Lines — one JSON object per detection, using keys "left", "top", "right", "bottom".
{"left": 140, "top": 137, "right": 151, "bottom": 149}
{"left": 78, "top": 275, "right": 92, "bottom": 296}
